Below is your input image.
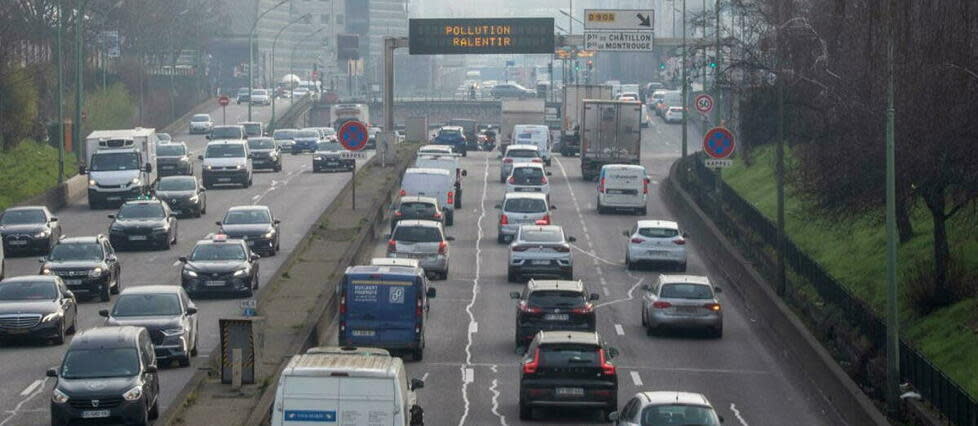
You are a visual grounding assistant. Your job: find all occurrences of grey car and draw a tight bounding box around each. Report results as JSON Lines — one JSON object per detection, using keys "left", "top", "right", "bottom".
{"left": 100, "top": 285, "right": 198, "bottom": 367}
{"left": 496, "top": 192, "right": 553, "bottom": 243}
{"left": 156, "top": 142, "right": 193, "bottom": 176}
{"left": 387, "top": 220, "right": 453, "bottom": 280}
{"left": 611, "top": 391, "right": 723, "bottom": 425}
{"left": 641, "top": 275, "right": 723, "bottom": 338}
{"left": 507, "top": 225, "right": 576, "bottom": 282}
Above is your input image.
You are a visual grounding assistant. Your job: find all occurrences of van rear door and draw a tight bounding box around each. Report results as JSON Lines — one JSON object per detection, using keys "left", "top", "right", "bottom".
{"left": 279, "top": 375, "right": 341, "bottom": 424}
{"left": 339, "top": 377, "right": 397, "bottom": 425}
{"left": 344, "top": 276, "right": 419, "bottom": 347}
{"left": 603, "top": 167, "right": 645, "bottom": 201}
{"left": 402, "top": 172, "right": 449, "bottom": 209}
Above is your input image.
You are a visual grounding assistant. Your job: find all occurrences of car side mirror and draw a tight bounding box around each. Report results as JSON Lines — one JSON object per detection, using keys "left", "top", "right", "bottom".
{"left": 546, "top": 171, "right": 553, "bottom": 176}
{"left": 251, "top": 254, "right": 261, "bottom": 261}
{"left": 215, "top": 221, "right": 222, "bottom": 227}
{"left": 98, "top": 309, "right": 110, "bottom": 317}
{"left": 187, "top": 307, "right": 198, "bottom": 315}
{"left": 178, "top": 256, "right": 188, "bottom": 263}
{"left": 461, "top": 170, "right": 468, "bottom": 177}
{"left": 409, "top": 378, "right": 425, "bottom": 391}
{"left": 509, "top": 291, "right": 521, "bottom": 299}
{"left": 642, "top": 284, "right": 652, "bottom": 291}
{"left": 144, "top": 163, "right": 153, "bottom": 173}
{"left": 205, "top": 135, "right": 211, "bottom": 140}
{"left": 197, "top": 155, "right": 204, "bottom": 161}
{"left": 65, "top": 291, "right": 74, "bottom": 299}
{"left": 719, "top": 415, "right": 725, "bottom": 423}
{"left": 550, "top": 205, "right": 557, "bottom": 210}
{"left": 145, "top": 365, "right": 158, "bottom": 374}
{"left": 445, "top": 236, "right": 455, "bottom": 242}
{"left": 608, "top": 412, "right": 620, "bottom": 422}
{"left": 683, "top": 232, "right": 689, "bottom": 238}
{"left": 714, "top": 286, "right": 722, "bottom": 293}
{"left": 78, "top": 165, "right": 87, "bottom": 175}
{"left": 199, "top": 187, "right": 206, "bottom": 192}
{"left": 590, "top": 293, "right": 600, "bottom": 301}
{"left": 567, "top": 236, "right": 577, "bottom": 243}
{"left": 274, "top": 219, "right": 281, "bottom": 225}
{"left": 622, "top": 230, "right": 630, "bottom": 237}
{"left": 46, "top": 368, "right": 58, "bottom": 378}
{"left": 426, "top": 288, "right": 436, "bottom": 298}
{"left": 606, "top": 347, "right": 620, "bottom": 359}
{"left": 50, "top": 217, "right": 59, "bottom": 222}
{"left": 494, "top": 204, "right": 501, "bottom": 209}
{"left": 107, "top": 214, "right": 115, "bottom": 219}
{"left": 38, "top": 257, "right": 47, "bottom": 263}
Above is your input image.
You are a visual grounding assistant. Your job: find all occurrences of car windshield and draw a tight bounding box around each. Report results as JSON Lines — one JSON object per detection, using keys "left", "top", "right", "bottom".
{"left": 507, "top": 149, "right": 538, "bottom": 158}
{"left": 242, "top": 124, "right": 261, "bottom": 136}
{"left": 117, "top": 203, "right": 164, "bottom": 219}
{"left": 191, "top": 115, "right": 210, "bottom": 122}
{"left": 156, "top": 178, "right": 196, "bottom": 191}
{"left": 206, "top": 144, "right": 245, "bottom": 158}
{"left": 438, "top": 129, "right": 462, "bottom": 137}
{"left": 539, "top": 344, "right": 599, "bottom": 367}
{"left": 224, "top": 209, "right": 271, "bottom": 224}
{"left": 252, "top": 90, "right": 267, "bottom": 96}
{"left": 211, "top": 127, "right": 243, "bottom": 139}
{"left": 0, "top": 281, "right": 58, "bottom": 301}
{"left": 398, "top": 202, "right": 437, "bottom": 216}
{"left": 640, "top": 405, "right": 722, "bottom": 426}
{"left": 48, "top": 243, "right": 103, "bottom": 261}
{"left": 527, "top": 290, "right": 585, "bottom": 308}
{"left": 521, "top": 229, "right": 563, "bottom": 243}
{"left": 157, "top": 144, "right": 186, "bottom": 156}
{"left": 273, "top": 129, "right": 297, "bottom": 140}
{"left": 112, "top": 293, "right": 182, "bottom": 317}
{"left": 90, "top": 152, "right": 140, "bottom": 171}
{"left": 512, "top": 167, "right": 544, "bottom": 181}
{"left": 248, "top": 139, "right": 275, "bottom": 150}
{"left": 317, "top": 142, "right": 342, "bottom": 152}
{"left": 190, "top": 243, "right": 246, "bottom": 261}
{"left": 322, "top": 128, "right": 336, "bottom": 136}
{"left": 296, "top": 130, "right": 319, "bottom": 138}
{"left": 0, "top": 209, "right": 46, "bottom": 225}
{"left": 60, "top": 348, "right": 140, "bottom": 379}
{"left": 393, "top": 226, "right": 442, "bottom": 243}
{"left": 504, "top": 198, "right": 547, "bottom": 213}
{"left": 639, "top": 228, "right": 679, "bottom": 238}
{"left": 157, "top": 133, "right": 172, "bottom": 142}
{"left": 660, "top": 283, "right": 714, "bottom": 299}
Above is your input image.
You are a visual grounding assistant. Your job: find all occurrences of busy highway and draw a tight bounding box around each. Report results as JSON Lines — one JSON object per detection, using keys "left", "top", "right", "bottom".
{"left": 0, "top": 98, "right": 374, "bottom": 425}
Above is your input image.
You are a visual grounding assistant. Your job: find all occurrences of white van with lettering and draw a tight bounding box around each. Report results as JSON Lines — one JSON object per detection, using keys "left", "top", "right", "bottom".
{"left": 597, "top": 164, "right": 649, "bottom": 215}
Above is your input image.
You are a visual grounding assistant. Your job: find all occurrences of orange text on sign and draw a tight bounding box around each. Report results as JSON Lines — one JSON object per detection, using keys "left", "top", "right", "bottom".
{"left": 587, "top": 13, "right": 616, "bottom": 22}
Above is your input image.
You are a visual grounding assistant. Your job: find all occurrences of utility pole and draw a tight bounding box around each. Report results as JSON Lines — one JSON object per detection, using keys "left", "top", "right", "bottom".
{"left": 775, "top": 0, "right": 787, "bottom": 297}
{"left": 884, "top": 0, "right": 900, "bottom": 417}
{"left": 249, "top": 0, "right": 290, "bottom": 121}
{"left": 75, "top": 0, "right": 86, "bottom": 159}
{"left": 270, "top": 13, "right": 308, "bottom": 128}
{"left": 57, "top": 0, "right": 65, "bottom": 183}
{"left": 681, "top": 0, "right": 688, "bottom": 158}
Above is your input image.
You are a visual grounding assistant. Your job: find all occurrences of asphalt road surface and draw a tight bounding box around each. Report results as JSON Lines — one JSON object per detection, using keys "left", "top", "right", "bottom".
{"left": 0, "top": 99, "right": 373, "bottom": 425}
{"left": 350, "top": 116, "right": 844, "bottom": 425}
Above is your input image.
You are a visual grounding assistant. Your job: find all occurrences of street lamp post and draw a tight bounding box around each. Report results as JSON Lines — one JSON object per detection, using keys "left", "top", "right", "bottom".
{"left": 74, "top": 0, "right": 90, "bottom": 162}
{"left": 884, "top": 0, "right": 900, "bottom": 416}
{"left": 270, "top": 13, "right": 310, "bottom": 129}
{"left": 248, "top": 0, "right": 291, "bottom": 122}
{"left": 57, "top": 0, "right": 65, "bottom": 183}
{"left": 289, "top": 27, "right": 328, "bottom": 106}
{"left": 681, "top": 0, "right": 688, "bottom": 158}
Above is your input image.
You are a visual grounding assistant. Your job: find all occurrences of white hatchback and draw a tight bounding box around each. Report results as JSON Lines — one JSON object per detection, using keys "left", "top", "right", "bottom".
{"left": 623, "top": 220, "right": 688, "bottom": 271}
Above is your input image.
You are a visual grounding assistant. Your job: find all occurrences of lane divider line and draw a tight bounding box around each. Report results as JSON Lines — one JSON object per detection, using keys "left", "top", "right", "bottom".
{"left": 0, "top": 377, "right": 49, "bottom": 426}
{"left": 630, "top": 371, "right": 643, "bottom": 386}
{"left": 614, "top": 324, "right": 625, "bottom": 336}
{"left": 488, "top": 365, "right": 508, "bottom": 426}
{"left": 19, "top": 380, "right": 42, "bottom": 397}
{"left": 458, "top": 154, "right": 490, "bottom": 426}
{"left": 730, "top": 403, "right": 749, "bottom": 426}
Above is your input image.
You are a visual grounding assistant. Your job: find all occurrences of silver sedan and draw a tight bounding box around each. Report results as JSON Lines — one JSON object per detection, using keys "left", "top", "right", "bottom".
{"left": 641, "top": 275, "right": 723, "bottom": 338}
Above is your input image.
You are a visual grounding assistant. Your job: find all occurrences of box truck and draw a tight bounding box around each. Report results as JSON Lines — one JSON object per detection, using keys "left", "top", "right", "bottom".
{"left": 79, "top": 128, "right": 159, "bottom": 208}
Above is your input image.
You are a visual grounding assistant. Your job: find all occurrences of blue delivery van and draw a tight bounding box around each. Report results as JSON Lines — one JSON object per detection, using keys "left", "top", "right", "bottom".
{"left": 338, "top": 265, "right": 436, "bottom": 360}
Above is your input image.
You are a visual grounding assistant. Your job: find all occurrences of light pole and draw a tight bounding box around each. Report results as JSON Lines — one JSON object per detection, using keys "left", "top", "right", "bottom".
{"left": 270, "top": 13, "right": 310, "bottom": 128}
{"left": 681, "top": 0, "right": 688, "bottom": 158}
{"left": 74, "top": 0, "right": 91, "bottom": 162}
{"left": 289, "top": 27, "right": 328, "bottom": 105}
{"left": 884, "top": 0, "right": 900, "bottom": 416}
{"left": 248, "top": 0, "right": 291, "bottom": 121}
{"left": 57, "top": 0, "right": 65, "bottom": 183}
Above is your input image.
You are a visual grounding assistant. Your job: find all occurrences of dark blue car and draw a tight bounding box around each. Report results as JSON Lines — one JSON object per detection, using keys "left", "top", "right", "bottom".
{"left": 291, "top": 129, "right": 321, "bottom": 154}
{"left": 338, "top": 265, "right": 436, "bottom": 360}
{"left": 433, "top": 126, "right": 468, "bottom": 157}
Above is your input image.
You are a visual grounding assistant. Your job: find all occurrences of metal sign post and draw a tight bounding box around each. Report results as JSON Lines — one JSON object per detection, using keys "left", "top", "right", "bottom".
{"left": 218, "top": 96, "right": 230, "bottom": 125}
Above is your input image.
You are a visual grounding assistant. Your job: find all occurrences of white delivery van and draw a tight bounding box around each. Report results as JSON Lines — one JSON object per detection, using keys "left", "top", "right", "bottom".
{"left": 512, "top": 124, "right": 552, "bottom": 166}
{"left": 271, "top": 350, "right": 426, "bottom": 426}
{"left": 400, "top": 168, "right": 456, "bottom": 226}
{"left": 597, "top": 164, "right": 650, "bottom": 215}
{"left": 415, "top": 154, "right": 467, "bottom": 209}
{"left": 81, "top": 128, "right": 159, "bottom": 209}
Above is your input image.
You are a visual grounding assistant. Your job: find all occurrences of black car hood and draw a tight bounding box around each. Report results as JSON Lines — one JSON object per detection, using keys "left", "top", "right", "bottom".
{"left": 0, "top": 300, "right": 59, "bottom": 315}
{"left": 221, "top": 224, "right": 271, "bottom": 236}
{"left": 0, "top": 224, "right": 46, "bottom": 235}
{"left": 186, "top": 261, "right": 248, "bottom": 273}
{"left": 106, "top": 316, "right": 181, "bottom": 330}
{"left": 155, "top": 190, "right": 196, "bottom": 199}
{"left": 113, "top": 218, "right": 167, "bottom": 228}
{"left": 44, "top": 260, "right": 104, "bottom": 270}
{"left": 57, "top": 376, "right": 139, "bottom": 398}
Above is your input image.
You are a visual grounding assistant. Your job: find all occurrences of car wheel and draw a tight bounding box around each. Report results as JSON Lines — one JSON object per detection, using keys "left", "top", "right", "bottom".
{"left": 638, "top": 207, "right": 647, "bottom": 215}
{"left": 52, "top": 320, "right": 65, "bottom": 345}
{"left": 178, "top": 355, "right": 191, "bottom": 367}
{"left": 497, "top": 234, "right": 506, "bottom": 244}
{"left": 641, "top": 307, "right": 648, "bottom": 326}
{"left": 507, "top": 268, "right": 518, "bottom": 283}
{"left": 519, "top": 400, "right": 532, "bottom": 420}
{"left": 445, "top": 210, "right": 454, "bottom": 226}
{"left": 100, "top": 283, "right": 111, "bottom": 302}
{"left": 626, "top": 255, "right": 635, "bottom": 271}
{"left": 412, "top": 348, "right": 424, "bottom": 361}
{"left": 194, "top": 207, "right": 202, "bottom": 218}
{"left": 545, "top": 159, "right": 552, "bottom": 167}
{"left": 148, "top": 398, "right": 160, "bottom": 420}
{"left": 563, "top": 269, "right": 573, "bottom": 280}
{"left": 712, "top": 326, "right": 724, "bottom": 339}
{"left": 646, "top": 324, "right": 657, "bottom": 337}
{"left": 67, "top": 315, "right": 77, "bottom": 334}
{"left": 190, "top": 335, "right": 198, "bottom": 356}
{"left": 677, "top": 261, "right": 687, "bottom": 272}
{"left": 111, "top": 272, "right": 121, "bottom": 294}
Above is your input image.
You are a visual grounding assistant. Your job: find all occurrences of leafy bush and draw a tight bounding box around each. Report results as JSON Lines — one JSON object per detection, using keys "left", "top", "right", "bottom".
{"left": 0, "top": 66, "right": 39, "bottom": 150}
{"left": 0, "top": 140, "right": 77, "bottom": 211}
{"left": 905, "top": 250, "right": 978, "bottom": 316}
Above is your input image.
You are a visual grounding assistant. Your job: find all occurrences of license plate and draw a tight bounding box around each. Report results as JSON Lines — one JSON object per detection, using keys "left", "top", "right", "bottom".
{"left": 218, "top": 177, "right": 231, "bottom": 182}
{"left": 677, "top": 306, "right": 700, "bottom": 313}
{"left": 247, "top": 241, "right": 256, "bottom": 246}
{"left": 82, "top": 410, "right": 110, "bottom": 419}
{"left": 531, "top": 260, "right": 550, "bottom": 265}
{"left": 107, "top": 196, "right": 121, "bottom": 201}
{"left": 6, "top": 328, "right": 29, "bottom": 334}
{"left": 161, "top": 166, "right": 175, "bottom": 170}
{"left": 351, "top": 330, "right": 375, "bottom": 337}
{"left": 8, "top": 240, "right": 27, "bottom": 246}
{"left": 646, "top": 250, "right": 667, "bottom": 255}
{"left": 205, "top": 280, "right": 225, "bottom": 287}
{"left": 555, "top": 387, "right": 584, "bottom": 396}
{"left": 129, "top": 235, "right": 147, "bottom": 241}
{"left": 326, "top": 162, "right": 339, "bottom": 166}
{"left": 65, "top": 279, "right": 82, "bottom": 285}
{"left": 544, "top": 313, "right": 569, "bottom": 321}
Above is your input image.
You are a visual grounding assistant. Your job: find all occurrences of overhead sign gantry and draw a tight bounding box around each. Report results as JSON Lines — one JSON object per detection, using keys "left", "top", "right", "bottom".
{"left": 408, "top": 18, "right": 555, "bottom": 55}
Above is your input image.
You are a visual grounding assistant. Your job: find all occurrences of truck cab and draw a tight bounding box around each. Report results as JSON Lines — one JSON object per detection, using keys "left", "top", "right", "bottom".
{"left": 80, "top": 129, "right": 159, "bottom": 209}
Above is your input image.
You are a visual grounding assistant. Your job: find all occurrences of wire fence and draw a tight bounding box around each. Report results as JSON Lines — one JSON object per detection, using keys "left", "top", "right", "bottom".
{"left": 677, "top": 152, "right": 977, "bottom": 426}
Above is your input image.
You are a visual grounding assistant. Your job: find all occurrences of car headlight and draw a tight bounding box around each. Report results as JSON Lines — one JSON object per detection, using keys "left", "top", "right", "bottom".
{"left": 161, "top": 328, "right": 185, "bottom": 337}
{"left": 110, "top": 224, "right": 124, "bottom": 232}
{"left": 204, "top": 165, "right": 213, "bottom": 170}
{"left": 183, "top": 269, "right": 198, "bottom": 278}
{"left": 52, "top": 388, "right": 69, "bottom": 404}
{"left": 122, "top": 386, "right": 143, "bottom": 401}
{"left": 34, "top": 230, "right": 51, "bottom": 238}
{"left": 42, "top": 312, "right": 62, "bottom": 323}
{"left": 263, "top": 230, "right": 275, "bottom": 239}
{"left": 317, "top": 156, "right": 325, "bottom": 161}
{"left": 41, "top": 268, "right": 51, "bottom": 275}
{"left": 89, "top": 179, "right": 97, "bottom": 186}
{"left": 232, "top": 269, "right": 248, "bottom": 277}
{"left": 130, "top": 177, "right": 141, "bottom": 186}
{"left": 188, "top": 195, "right": 199, "bottom": 202}
{"left": 180, "top": 156, "right": 190, "bottom": 162}
{"left": 88, "top": 267, "right": 103, "bottom": 278}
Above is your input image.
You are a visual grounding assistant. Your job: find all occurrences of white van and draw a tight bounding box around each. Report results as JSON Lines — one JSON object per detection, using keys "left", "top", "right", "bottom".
{"left": 597, "top": 164, "right": 649, "bottom": 215}
{"left": 271, "top": 350, "right": 425, "bottom": 426}
{"left": 512, "top": 124, "right": 552, "bottom": 166}
{"left": 415, "top": 154, "right": 467, "bottom": 208}
{"left": 400, "top": 168, "right": 456, "bottom": 226}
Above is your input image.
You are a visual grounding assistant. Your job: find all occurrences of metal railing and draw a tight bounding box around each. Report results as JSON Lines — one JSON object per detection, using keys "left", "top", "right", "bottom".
{"left": 677, "top": 152, "right": 977, "bottom": 426}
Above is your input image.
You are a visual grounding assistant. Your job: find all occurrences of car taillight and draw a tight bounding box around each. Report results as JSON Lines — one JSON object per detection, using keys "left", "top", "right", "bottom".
{"left": 643, "top": 178, "right": 649, "bottom": 194}
{"left": 531, "top": 158, "right": 542, "bottom": 163}
{"left": 570, "top": 303, "right": 593, "bottom": 314}
{"left": 522, "top": 348, "right": 540, "bottom": 374}
{"left": 438, "top": 241, "right": 448, "bottom": 255}
{"left": 387, "top": 239, "right": 397, "bottom": 252}
{"left": 630, "top": 237, "right": 645, "bottom": 244}
{"left": 447, "top": 191, "right": 454, "bottom": 205}
{"left": 416, "top": 297, "right": 425, "bottom": 316}
{"left": 519, "top": 302, "right": 543, "bottom": 314}
{"left": 503, "top": 158, "right": 513, "bottom": 163}
{"left": 540, "top": 176, "right": 548, "bottom": 184}
{"left": 511, "top": 245, "right": 529, "bottom": 252}
{"left": 433, "top": 212, "right": 442, "bottom": 219}
{"left": 508, "top": 176, "right": 515, "bottom": 184}
{"left": 598, "top": 178, "right": 606, "bottom": 193}
{"left": 673, "top": 238, "right": 686, "bottom": 245}
{"left": 555, "top": 244, "right": 570, "bottom": 252}
{"left": 652, "top": 301, "right": 672, "bottom": 309}
{"left": 399, "top": 189, "right": 407, "bottom": 196}
{"left": 705, "top": 303, "right": 721, "bottom": 312}
{"left": 541, "top": 214, "right": 550, "bottom": 225}
{"left": 599, "top": 349, "right": 616, "bottom": 376}
{"left": 500, "top": 214, "right": 509, "bottom": 225}
{"left": 339, "top": 292, "right": 347, "bottom": 314}
{"left": 394, "top": 211, "right": 403, "bottom": 217}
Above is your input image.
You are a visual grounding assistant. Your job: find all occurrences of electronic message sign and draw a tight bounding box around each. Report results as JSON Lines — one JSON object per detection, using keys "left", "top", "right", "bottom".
{"left": 409, "top": 18, "right": 555, "bottom": 55}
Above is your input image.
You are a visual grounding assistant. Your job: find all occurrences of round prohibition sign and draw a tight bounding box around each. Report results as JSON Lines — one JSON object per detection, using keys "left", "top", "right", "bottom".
{"left": 703, "top": 127, "right": 735, "bottom": 159}
{"left": 338, "top": 120, "right": 368, "bottom": 151}
{"left": 694, "top": 94, "right": 714, "bottom": 114}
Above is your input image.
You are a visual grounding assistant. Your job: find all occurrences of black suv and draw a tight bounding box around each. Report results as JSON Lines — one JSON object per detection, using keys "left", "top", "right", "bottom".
{"left": 179, "top": 235, "right": 260, "bottom": 297}
{"left": 510, "top": 280, "right": 598, "bottom": 348}
{"left": 156, "top": 142, "right": 193, "bottom": 176}
{"left": 519, "top": 331, "right": 619, "bottom": 421}
{"left": 108, "top": 199, "right": 178, "bottom": 250}
{"left": 248, "top": 137, "right": 283, "bottom": 171}
{"left": 0, "top": 206, "right": 61, "bottom": 255}
{"left": 40, "top": 235, "right": 121, "bottom": 302}
{"left": 155, "top": 176, "right": 207, "bottom": 218}
{"left": 48, "top": 326, "right": 160, "bottom": 425}
{"left": 217, "top": 205, "right": 281, "bottom": 256}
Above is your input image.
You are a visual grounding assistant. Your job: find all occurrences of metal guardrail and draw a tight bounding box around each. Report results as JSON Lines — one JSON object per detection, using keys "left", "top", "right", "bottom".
{"left": 677, "top": 152, "right": 978, "bottom": 426}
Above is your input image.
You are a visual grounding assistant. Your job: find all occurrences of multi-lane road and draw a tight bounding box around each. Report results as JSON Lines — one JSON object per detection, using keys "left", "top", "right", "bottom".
{"left": 0, "top": 99, "right": 371, "bottom": 425}
{"left": 346, "top": 118, "right": 843, "bottom": 425}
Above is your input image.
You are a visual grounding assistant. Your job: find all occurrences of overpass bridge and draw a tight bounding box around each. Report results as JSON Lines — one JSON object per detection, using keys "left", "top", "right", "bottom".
{"left": 309, "top": 98, "right": 560, "bottom": 127}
